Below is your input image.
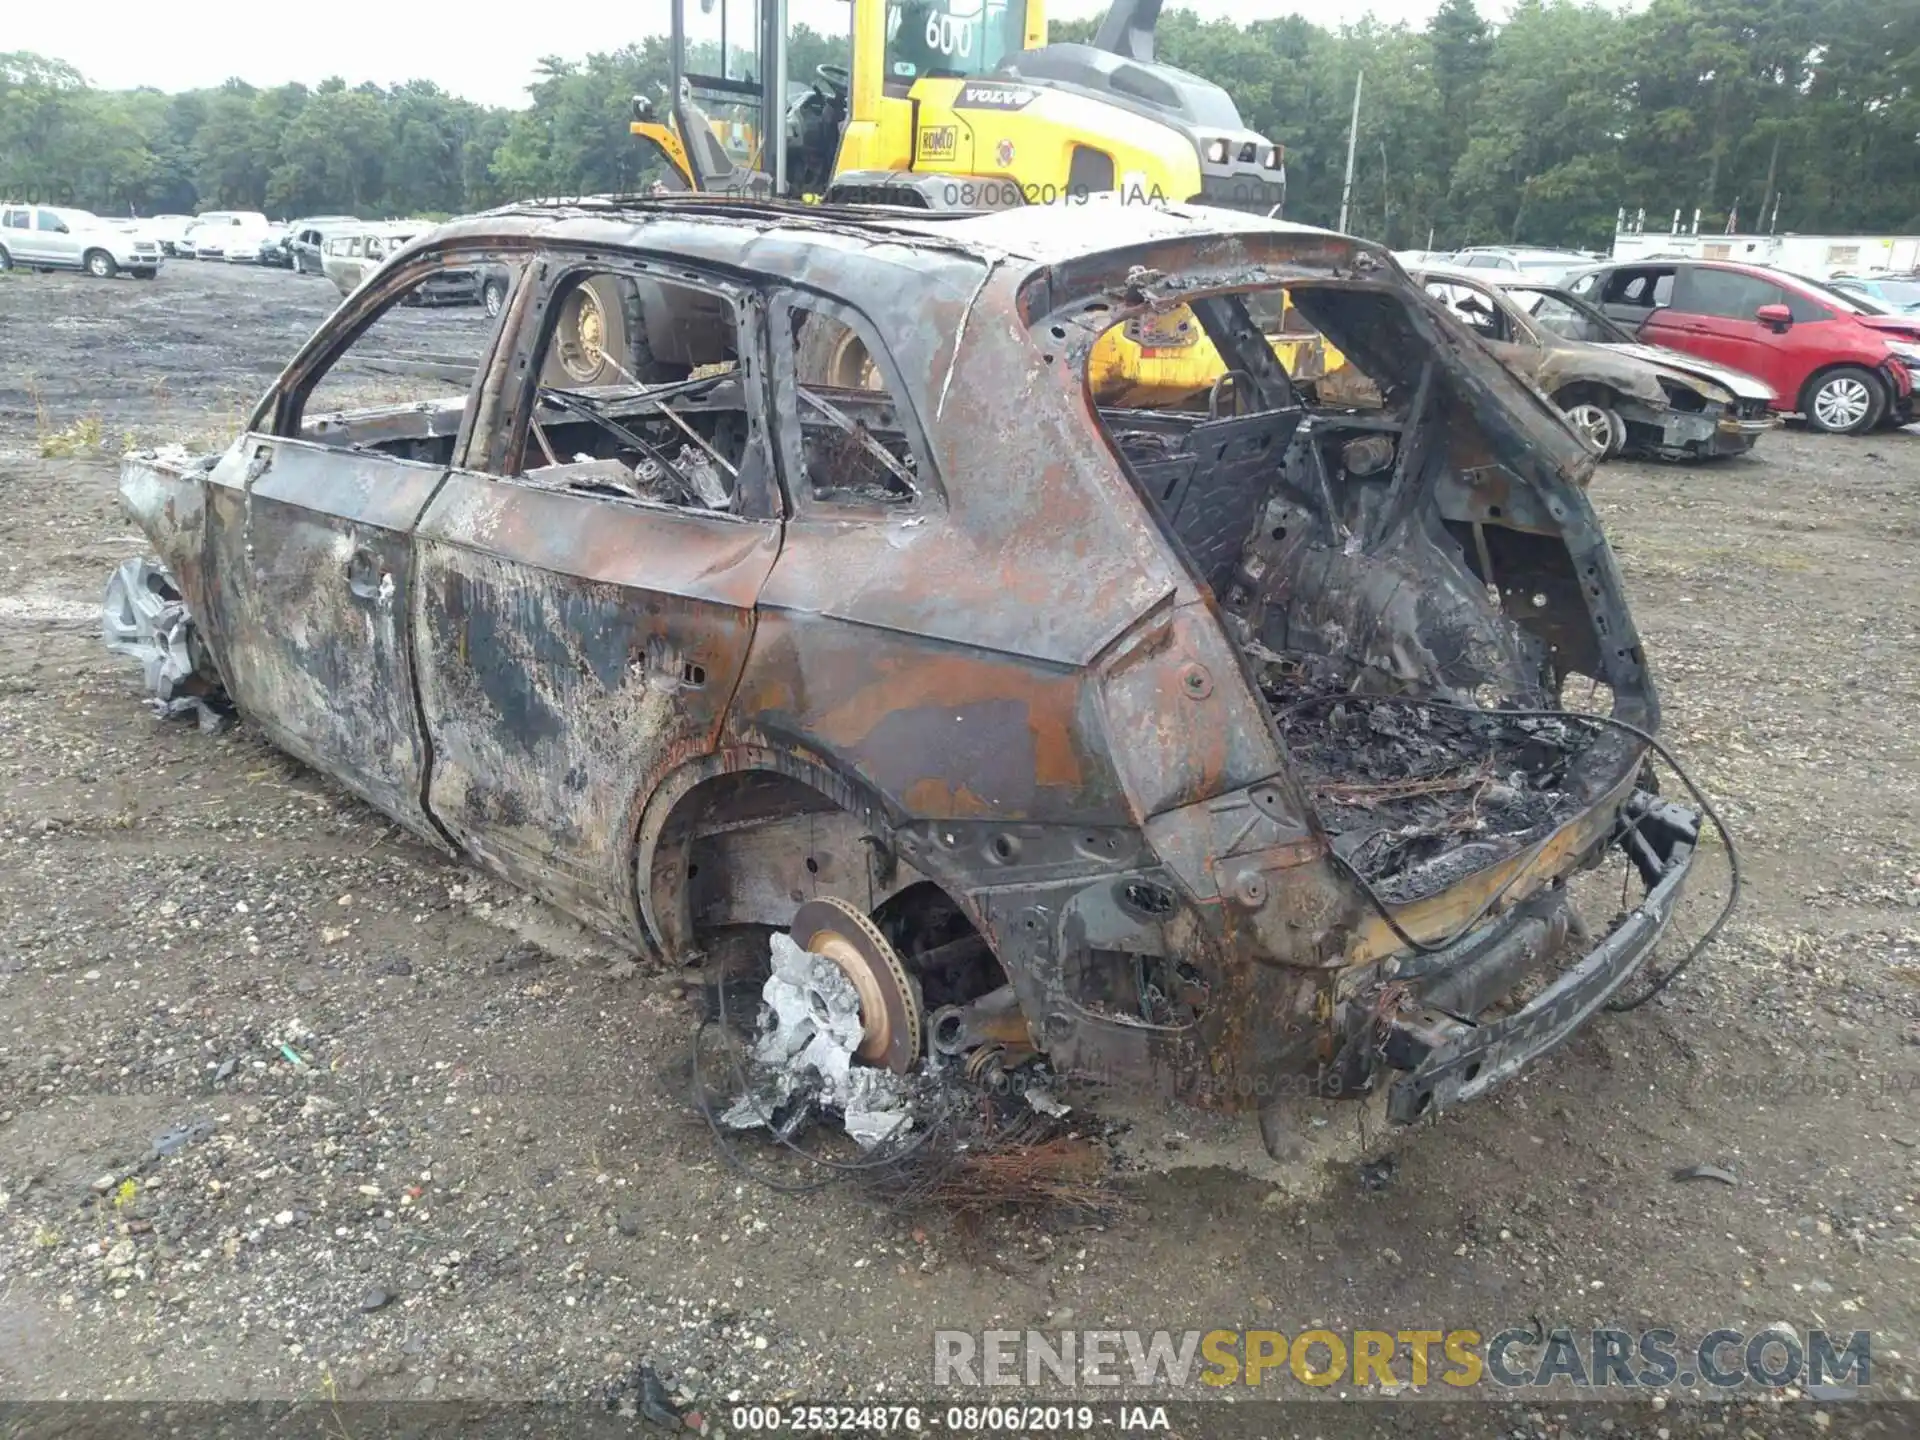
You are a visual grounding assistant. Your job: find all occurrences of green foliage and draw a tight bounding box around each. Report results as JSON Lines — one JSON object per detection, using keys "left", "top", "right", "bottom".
{"left": 38, "top": 414, "right": 105, "bottom": 458}
{"left": 0, "top": 0, "right": 1915, "bottom": 247}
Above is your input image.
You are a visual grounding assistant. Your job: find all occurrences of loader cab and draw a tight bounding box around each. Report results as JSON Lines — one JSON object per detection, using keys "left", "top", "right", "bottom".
{"left": 633, "top": 0, "right": 1282, "bottom": 218}
{"left": 633, "top": 0, "right": 1040, "bottom": 198}
{"left": 881, "top": 0, "right": 1029, "bottom": 87}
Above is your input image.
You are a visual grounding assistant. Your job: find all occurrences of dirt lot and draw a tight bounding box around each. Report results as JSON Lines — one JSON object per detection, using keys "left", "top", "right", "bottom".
{"left": 0, "top": 260, "right": 1916, "bottom": 1435}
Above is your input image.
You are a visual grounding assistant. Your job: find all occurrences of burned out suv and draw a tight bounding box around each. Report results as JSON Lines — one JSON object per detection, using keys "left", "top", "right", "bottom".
{"left": 117, "top": 198, "right": 1703, "bottom": 1145}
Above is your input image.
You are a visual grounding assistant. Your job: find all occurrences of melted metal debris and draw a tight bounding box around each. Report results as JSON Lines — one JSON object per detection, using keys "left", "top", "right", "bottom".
{"left": 720, "top": 933, "right": 918, "bottom": 1149}
{"left": 1263, "top": 668, "right": 1584, "bottom": 904}
{"left": 102, "top": 558, "right": 233, "bottom": 732}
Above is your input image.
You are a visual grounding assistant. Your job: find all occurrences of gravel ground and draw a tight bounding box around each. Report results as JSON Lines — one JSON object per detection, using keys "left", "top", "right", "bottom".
{"left": 0, "top": 260, "right": 1916, "bottom": 1436}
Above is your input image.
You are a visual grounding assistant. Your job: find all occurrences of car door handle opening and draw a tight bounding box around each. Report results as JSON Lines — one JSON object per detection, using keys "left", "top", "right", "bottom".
{"left": 346, "top": 548, "right": 386, "bottom": 601}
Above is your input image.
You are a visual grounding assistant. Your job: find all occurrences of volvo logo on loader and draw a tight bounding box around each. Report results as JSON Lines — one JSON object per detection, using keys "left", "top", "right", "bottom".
{"left": 955, "top": 82, "right": 1036, "bottom": 111}
{"left": 919, "top": 125, "right": 959, "bottom": 161}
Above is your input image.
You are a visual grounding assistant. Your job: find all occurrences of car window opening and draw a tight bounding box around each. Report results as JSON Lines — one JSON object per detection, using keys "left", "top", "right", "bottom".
{"left": 788, "top": 307, "right": 919, "bottom": 507}
{"left": 521, "top": 271, "right": 759, "bottom": 516}
{"left": 289, "top": 260, "right": 526, "bottom": 463}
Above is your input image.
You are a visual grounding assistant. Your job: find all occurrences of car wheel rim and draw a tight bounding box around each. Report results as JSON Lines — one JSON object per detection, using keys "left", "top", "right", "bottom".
{"left": 1815, "top": 377, "right": 1871, "bottom": 430}
{"left": 556, "top": 288, "right": 607, "bottom": 384}
{"left": 1565, "top": 402, "right": 1613, "bottom": 453}
{"left": 486, "top": 287, "right": 502, "bottom": 317}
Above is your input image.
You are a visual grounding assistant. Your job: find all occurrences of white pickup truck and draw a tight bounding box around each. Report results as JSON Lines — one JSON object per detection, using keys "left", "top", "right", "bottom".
{"left": 0, "top": 204, "right": 164, "bottom": 278}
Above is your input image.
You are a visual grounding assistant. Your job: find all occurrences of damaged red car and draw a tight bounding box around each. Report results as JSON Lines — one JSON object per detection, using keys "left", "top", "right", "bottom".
{"left": 117, "top": 197, "right": 1708, "bottom": 1150}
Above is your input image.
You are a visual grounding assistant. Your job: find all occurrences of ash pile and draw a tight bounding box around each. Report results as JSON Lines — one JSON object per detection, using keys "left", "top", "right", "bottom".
{"left": 696, "top": 899, "right": 1103, "bottom": 1215}
{"left": 1264, "top": 669, "right": 1584, "bottom": 904}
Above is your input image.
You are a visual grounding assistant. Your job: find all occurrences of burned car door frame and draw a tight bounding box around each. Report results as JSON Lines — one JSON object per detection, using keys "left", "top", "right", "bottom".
{"left": 407, "top": 249, "right": 785, "bottom": 936}
{"left": 199, "top": 246, "right": 519, "bottom": 842}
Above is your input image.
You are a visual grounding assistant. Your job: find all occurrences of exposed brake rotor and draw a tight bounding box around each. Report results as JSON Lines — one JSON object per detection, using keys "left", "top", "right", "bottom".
{"left": 789, "top": 896, "right": 923, "bottom": 1075}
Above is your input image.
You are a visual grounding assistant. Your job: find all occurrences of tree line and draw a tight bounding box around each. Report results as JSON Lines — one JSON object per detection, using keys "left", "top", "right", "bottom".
{"left": 2, "top": 0, "right": 1916, "bottom": 250}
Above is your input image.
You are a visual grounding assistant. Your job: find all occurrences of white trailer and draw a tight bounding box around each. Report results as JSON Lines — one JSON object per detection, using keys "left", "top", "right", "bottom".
{"left": 1609, "top": 227, "right": 1920, "bottom": 278}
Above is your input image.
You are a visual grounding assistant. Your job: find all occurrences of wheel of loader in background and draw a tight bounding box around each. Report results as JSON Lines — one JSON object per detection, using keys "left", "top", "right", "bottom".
{"left": 789, "top": 896, "right": 924, "bottom": 1074}
{"left": 540, "top": 275, "right": 691, "bottom": 390}
{"left": 795, "top": 315, "right": 883, "bottom": 391}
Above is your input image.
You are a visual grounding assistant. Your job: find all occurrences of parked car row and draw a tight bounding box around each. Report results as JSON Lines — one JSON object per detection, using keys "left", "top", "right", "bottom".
{"left": 1394, "top": 245, "right": 1604, "bottom": 285}
{"left": 1, "top": 205, "right": 499, "bottom": 314}
{"left": 1388, "top": 246, "right": 1919, "bottom": 441}
{"left": 1566, "top": 259, "right": 1920, "bottom": 434}
{"left": 315, "top": 220, "right": 512, "bottom": 312}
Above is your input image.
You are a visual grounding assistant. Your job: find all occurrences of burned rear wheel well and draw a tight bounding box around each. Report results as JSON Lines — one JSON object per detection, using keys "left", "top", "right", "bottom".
{"left": 637, "top": 758, "right": 999, "bottom": 988}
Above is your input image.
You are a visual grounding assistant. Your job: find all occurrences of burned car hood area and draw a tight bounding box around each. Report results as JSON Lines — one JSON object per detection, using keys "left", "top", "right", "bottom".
{"left": 117, "top": 198, "right": 1725, "bottom": 1153}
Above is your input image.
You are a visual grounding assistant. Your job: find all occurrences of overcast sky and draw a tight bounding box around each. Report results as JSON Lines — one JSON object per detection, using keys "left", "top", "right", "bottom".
{"left": 13, "top": 0, "right": 1475, "bottom": 111}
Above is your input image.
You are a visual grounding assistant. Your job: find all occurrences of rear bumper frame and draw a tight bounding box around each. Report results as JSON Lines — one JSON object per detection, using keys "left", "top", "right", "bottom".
{"left": 1380, "top": 791, "right": 1699, "bottom": 1124}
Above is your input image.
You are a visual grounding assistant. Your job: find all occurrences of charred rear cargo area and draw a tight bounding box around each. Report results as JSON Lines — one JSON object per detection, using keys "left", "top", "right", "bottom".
{"left": 1264, "top": 681, "right": 1583, "bottom": 902}
{"left": 1090, "top": 271, "right": 1643, "bottom": 908}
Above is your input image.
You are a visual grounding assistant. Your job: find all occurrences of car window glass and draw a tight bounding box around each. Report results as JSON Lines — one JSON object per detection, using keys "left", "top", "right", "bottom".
{"left": 1567, "top": 272, "right": 1597, "bottom": 297}
{"left": 1674, "top": 268, "right": 1782, "bottom": 320}
{"left": 1517, "top": 290, "right": 1611, "bottom": 343}
{"left": 1602, "top": 270, "right": 1669, "bottom": 307}
{"left": 785, "top": 304, "right": 920, "bottom": 509}
{"left": 518, "top": 269, "right": 766, "bottom": 518}
{"left": 1785, "top": 290, "right": 1831, "bottom": 323}
{"left": 37, "top": 212, "right": 67, "bottom": 233}
{"left": 289, "top": 260, "right": 526, "bottom": 459}
{"left": 3, "top": 209, "right": 26, "bottom": 228}
{"left": 1424, "top": 280, "right": 1508, "bottom": 341}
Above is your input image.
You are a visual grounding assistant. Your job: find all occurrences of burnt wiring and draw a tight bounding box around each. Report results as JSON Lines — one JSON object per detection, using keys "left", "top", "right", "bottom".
{"left": 1280, "top": 694, "right": 1740, "bottom": 1009}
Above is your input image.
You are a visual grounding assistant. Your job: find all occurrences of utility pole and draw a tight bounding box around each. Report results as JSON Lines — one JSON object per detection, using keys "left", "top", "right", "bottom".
{"left": 1337, "top": 69, "right": 1363, "bottom": 235}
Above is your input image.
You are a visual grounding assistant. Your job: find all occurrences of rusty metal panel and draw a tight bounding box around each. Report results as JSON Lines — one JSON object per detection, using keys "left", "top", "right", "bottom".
{"left": 732, "top": 607, "right": 1127, "bottom": 826}
{"left": 1093, "top": 601, "right": 1289, "bottom": 822}
{"left": 412, "top": 471, "right": 780, "bottom": 936}
{"left": 202, "top": 436, "right": 444, "bottom": 840}
{"left": 120, "top": 449, "right": 214, "bottom": 623}
{"left": 725, "top": 606, "right": 1128, "bottom": 829}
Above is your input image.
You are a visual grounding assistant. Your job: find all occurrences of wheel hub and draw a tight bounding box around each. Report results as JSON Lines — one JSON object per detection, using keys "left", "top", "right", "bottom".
{"left": 557, "top": 288, "right": 608, "bottom": 383}
{"left": 1816, "top": 378, "right": 1869, "bottom": 429}
{"left": 1565, "top": 402, "right": 1612, "bottom": 453}
{"left": 789, "top": 896, "right": 923, "bottom": 1074}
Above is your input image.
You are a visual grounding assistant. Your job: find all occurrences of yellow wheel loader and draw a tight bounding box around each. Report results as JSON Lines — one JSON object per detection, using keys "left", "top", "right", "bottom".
{"left": 628, "top": 0, "right": 1341, "bottom": 406}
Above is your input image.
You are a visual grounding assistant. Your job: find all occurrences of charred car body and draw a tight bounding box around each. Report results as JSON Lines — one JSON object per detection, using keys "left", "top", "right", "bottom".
{"left": 118, "top": 198, "right": 1703, "bottom": 1143}
{"left": 1411, "top": 264, "right": 1777, "bottom": 460}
